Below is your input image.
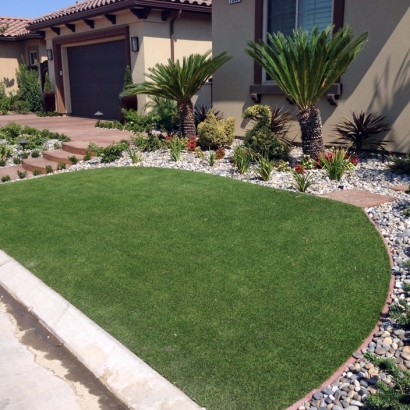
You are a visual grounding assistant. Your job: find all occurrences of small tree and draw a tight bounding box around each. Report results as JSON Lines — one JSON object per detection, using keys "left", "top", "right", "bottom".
{"left": 15, "top": 58, "right": 41, "bottom": 112}
{"left": 123, "top": 65, "right": 133, "bottom": 90}
{"left": 43, "top": 73, "right": 53, "bottom": 93}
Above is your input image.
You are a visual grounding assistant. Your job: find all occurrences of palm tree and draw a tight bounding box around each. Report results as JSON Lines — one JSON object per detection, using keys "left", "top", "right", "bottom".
{"left": 121, "top": 51, "right": 232, "bottom": 137}
{"left": 245, "top": 25, "right": 368, "bottom": 159}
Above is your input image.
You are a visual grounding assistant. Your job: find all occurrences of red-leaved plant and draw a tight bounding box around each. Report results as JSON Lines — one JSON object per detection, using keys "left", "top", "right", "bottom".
{"left": 294, "top": 163, "right": 306, "bottom": 174}
{"left": 186, "top": 136, "right": 197, "bottom": 151}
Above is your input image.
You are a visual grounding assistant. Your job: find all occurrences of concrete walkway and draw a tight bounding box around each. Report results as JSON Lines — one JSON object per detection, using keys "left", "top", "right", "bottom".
{"left": 0, "top": 288, "right": 127, "bottom": 410}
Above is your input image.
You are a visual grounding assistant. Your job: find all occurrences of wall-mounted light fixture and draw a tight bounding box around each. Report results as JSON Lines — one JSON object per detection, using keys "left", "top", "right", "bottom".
{"left": 131, "top": 37, "right": 139, "bottom": 52}
{"left": 47, "top": 49, "right": 53, "bottom": 60}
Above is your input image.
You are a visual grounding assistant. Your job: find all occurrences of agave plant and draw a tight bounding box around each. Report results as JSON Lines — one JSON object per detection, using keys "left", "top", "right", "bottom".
{"left": 245, "top": 25, "right": 368, "bottom": 159}
{"left": 194, "top": 104, "right": 223, "bottom": 129}
{"left": 332, "top": 111, "right": 391, "bottom": 153}
{"left": 121, "top": 51, "right": 232, "bottom": 137}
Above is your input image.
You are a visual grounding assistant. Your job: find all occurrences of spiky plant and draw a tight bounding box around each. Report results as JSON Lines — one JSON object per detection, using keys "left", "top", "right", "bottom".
{"left": 332, "top": 111, "right": 391, "bottom": 153}
{"left": 121, "top": 51, "right": 232, "bottom": 137}
{"left": 194, "top": 105, "right": 223, "bottom": 129}
{"left": 245, "top": 25, "right": 368, "bottom": 159}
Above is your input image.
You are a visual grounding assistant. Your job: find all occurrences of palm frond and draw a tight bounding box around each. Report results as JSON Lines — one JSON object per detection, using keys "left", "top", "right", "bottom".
{"left": 245, "top": 25, "right": 368, "bottom": 109}
{"left": 121, "top": 51, "right": 232, "bottom": 102}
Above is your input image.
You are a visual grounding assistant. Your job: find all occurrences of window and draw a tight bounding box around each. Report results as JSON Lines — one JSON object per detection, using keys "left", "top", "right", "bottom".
{"left": 28, "top": 46, "right": 39, "bottom": 66}
{"left": 267, "top": 0, "right": 333, "bottom": 36}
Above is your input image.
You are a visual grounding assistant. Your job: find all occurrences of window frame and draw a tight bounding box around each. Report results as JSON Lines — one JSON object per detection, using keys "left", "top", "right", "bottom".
{"left": 27, "top": 46, "right": 39, "bottom": 67}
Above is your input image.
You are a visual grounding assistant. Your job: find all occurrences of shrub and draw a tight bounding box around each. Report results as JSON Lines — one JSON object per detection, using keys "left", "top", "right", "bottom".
{"left": 299, "top": 155, "right": 316, "bottom": 170}
{"left": 390, "top": 155, "right": 410, "bottom": 175}
{"left": 43, "top": 73, "right": 53, "bottom": 93}
{"left": 17, "top": 170, "right": 27, "bottom": 179}
{"left": 142, "top": 135, "right": 165, "bottom": 152}
{"left": 57, "top": 162, "right": 66, "bottom": 170}
{"left": 1, "top": 175, "right": 10, "bottom": 182}
{"left": 318, "top": 149, "right": 355, "bottom": 181}
{"left": 45, "top": 165, "right": 53, "bottom": 173}
{"left": 36, "top": 111, "right": 59, "bottom": 117}
{"left": 33, "top": 169, "right": 42, "bottom": 176}
{"left": 275, "top": 160, "right": 291, "bottom": 172}
{"left": 31, "top": 149, "right": 40, "bottom": 158}
{"left": 13, "top": 156, "right": 21, "bottom": 165}
{"left": 123, "top": 65, "right": 133, "bottom": 89}
{"left": 197, "top": 110, "right": 235, "bottom": 149}
{"left": 292, "top": 170, "right": 315, "bottom": 192}
{"left": 194, "top": 147, "right": 204, "bottom": 158}
{"left": 332, "top": 111, "right": 391, "bottom": 153}
{"left": 194, "top": 105, "right": 223, "bottom": 129}
{"left": 0, "top": 143, "right": 12, "bottom": 161}
{"left": 128, "top": 149, "right": 141, "bottom": 164}
{"left": 215, "top": 147, "right": 225, "bottom": 160}
{"left": 0, "top": 159, "right": 5, "bottom": 166}
{"left": 0, "top": 81, "right": 5, "bottom": 99}
{"left": 15, "top": 60, "right": 42, "bottom": 112}
{"left": 255, "top": 154, "right": 273, "bottom": 181}
{"left": 1, "top": 122, "right": 22, "bottom": 143}
{"left": 122, "top": 109, "right": 151, "bottom": 133}
{"left": 54, "top": 142, "right": 62, "bottom": 149}
{"left": 68, "top": 155, "right": 78, "bottom": 165}
{"left": 21, "top": 152, "right": 28, "bottom": 159}
{"left": 0, "top": 97, "right": 10, "bottom": 115}
{"left": 143, "top": 96, "right": 179, "bottom": 133}
{"left": 169, "top": 137, "right": 184, "bottom": 162}
{"left": 186, "top": 136, "right": 197, "bottom": 151}
{"left": 88, "top": 142, "right": 128, "bottom": 163}
{"left": 364, "top": 351, "right": 410, "bottom": 409}
{"left": 83, "top": 151, "right": 91, "bottom": 161}
{"left": 207, "top": 151, "right": 216, "bottom": 167}
{"left": 233, "top": 146, "right": 253, "bottom": 174}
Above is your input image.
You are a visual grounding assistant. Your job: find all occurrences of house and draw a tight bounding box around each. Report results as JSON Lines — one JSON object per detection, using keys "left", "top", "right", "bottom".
{"left": 1, "top": 0, "right": 212, "bottom": 120}
{"left": 212, "top": 0, "right": 410, "bottom": 153}
{"left": 0, "top": 17, "right": 47, "bottom": 92}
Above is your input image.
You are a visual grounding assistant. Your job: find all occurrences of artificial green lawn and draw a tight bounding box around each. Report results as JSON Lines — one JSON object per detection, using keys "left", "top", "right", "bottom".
{"left": 0, "top": 168, "right": 391, "bottom": 409}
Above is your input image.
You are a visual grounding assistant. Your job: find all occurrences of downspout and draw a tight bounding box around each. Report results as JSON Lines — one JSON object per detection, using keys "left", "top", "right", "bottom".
{"left": 170, "top": 10, "right": 182, "bottom": 63}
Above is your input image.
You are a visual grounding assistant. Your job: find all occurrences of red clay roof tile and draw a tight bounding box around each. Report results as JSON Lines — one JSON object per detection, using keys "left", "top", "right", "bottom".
{"left": 0, "top": 16, "right": 33, "bottom": 37}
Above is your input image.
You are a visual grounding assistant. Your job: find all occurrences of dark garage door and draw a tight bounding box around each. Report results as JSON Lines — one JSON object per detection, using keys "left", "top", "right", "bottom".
{"left": 67, "top": 40, "right": 126, "bottom": 120}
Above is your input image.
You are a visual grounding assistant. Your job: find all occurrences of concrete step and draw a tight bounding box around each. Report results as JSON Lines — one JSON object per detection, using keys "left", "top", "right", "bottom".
{"left": 22, "top": 158, "right": 61, "bottom": 174}
{"left": 0, "top": 166, "right": 33, "bottom": 181}
{"left": 42, "top": 149, "right": 84, "bottom": 165}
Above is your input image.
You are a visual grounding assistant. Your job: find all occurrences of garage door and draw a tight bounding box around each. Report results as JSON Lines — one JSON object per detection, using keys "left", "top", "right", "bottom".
{"left": 67, "top": 40, "right": 126, "bottom": 120}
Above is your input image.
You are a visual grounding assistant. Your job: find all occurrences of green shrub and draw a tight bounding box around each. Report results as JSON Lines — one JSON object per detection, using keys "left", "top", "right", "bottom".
{"left": 123, "top": 65, "right": 133, "bottom": 89}
{"left": 299, "top": 154, "right": 316, "bottom": 170}
{"left": 15, "top": 59, "right": 42, "bottom": 112}
{"left": 33, "top": 169, "right": 42, "bottom": 176}
{"left": 0, "top": 143, "right": 12, "bottom": 161}
{"left": 169, "top": 137, "right": 184, "bottom": 162}
{"left": 31, "top": 149, "right": 40, "bottom": 158}
{"left": 36, "top": 111, "right": 59, "bottom": 117}
{"left": 0, "top": 159, "right": 6, "bottom": 166}
{"left": 88, "top": 142, "right": 128, "bottom": 163}
{"left": 45, "top": 165, "right": 53, "bottom": 173}
{"left": 364, "top": 351, "right": 410, "bottom": 409}
{"left": 1, "top": 175, "right": 10, "bottom": 182}
{"left": 1, "top": 122, "right": 22, "bottom": 143}
{"left": 13, "top": 156, "right": 21, "bottom": 165}
{"left": 21, "top": 152, "right": 28, "bottom": 159}
{"left": 390, "top": 155, "right": 410, "bottom": 175}
{"left": 197, "top": 110, "right": 235, "bottom": 149}
{"left": 233, "top": 146, "right": 253, "bottom": 174}
{"left": 68, "top": 155, "right": 78, "bottom": 165}
{"left": 0, "top": 97, "right": 10, "bottom": 115}
{"left": 17, "top": 170, "right": 27, "bottom": 179}
{"left": 207, "top": 151, "right": 216, "bottom": 167}
{"left": 0, "top": 81, "right": 5, "bottom": 99}
{"left": 83, "top": 151, "right": 91, "bottom": 161}
{"left": 122, "top": 109, "right": 151, "bottom": 133}
{"left": 275, "top": 160, "right": 291, "bottom": 172}
{"left": 128, "top": 149, "right": 141, "bottom": 164}
{"left": 318, "top": 149, "right": 355, "bottom": 181}
{"left": 143, "top": 96, "right": 179, "bottom": 133}
{"left": 43, "top": 73, "right": 53, "bottom": 93}
{"left": 255, "top": 154, "right": 273, "bottom": 181}
{"left": 57, "top": 162, "right": 66, "bottom": 170}
{"left": 243, "top": 105, "right": 291, "bottom": 161}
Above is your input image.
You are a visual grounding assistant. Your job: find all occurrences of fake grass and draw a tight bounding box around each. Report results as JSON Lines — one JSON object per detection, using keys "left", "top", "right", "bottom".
{"left": 0, "top": 168, "right": 391, "bottom": 409}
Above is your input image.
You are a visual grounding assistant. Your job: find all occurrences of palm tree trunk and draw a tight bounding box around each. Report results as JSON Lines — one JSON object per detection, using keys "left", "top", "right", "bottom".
{"left": 297, "top": 106, "right": 325, "bottom": 160}
{"left": 178, "top": 100, "right": 196, "bottom": 137}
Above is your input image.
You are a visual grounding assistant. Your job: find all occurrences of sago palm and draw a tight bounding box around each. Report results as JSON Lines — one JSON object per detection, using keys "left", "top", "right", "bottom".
{"left": 121, "top": 50, "right": 232, "bottom": 137}
{"left": 245, "top": 25, "right": 368, "bottom": 159}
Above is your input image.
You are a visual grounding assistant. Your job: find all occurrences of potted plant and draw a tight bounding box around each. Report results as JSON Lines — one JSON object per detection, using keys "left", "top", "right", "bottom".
{"left": 41, "top": 73, "right": 55, "bottom": 112}
{"left": 119, "top": 65, "right": 138, "bottom": 122}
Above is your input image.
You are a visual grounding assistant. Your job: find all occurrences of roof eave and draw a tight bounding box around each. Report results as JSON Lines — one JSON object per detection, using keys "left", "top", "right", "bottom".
{"left": 28, "top": 0, "right": 211, "bottom": 31}
{"left": 0, "top": 32, "right": 44, "bottom": 42}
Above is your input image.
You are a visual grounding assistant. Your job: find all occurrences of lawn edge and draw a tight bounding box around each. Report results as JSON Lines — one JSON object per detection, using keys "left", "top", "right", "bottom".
{"left": 0, "top": 250, "right": 203, "bottom": 410}
{"left": 286, "top": 210, "right": 395, "bottom": 410}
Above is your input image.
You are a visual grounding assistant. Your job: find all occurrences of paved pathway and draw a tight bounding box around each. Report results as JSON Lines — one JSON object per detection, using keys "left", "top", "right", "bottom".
{"left": 0, "top": 288, "right": 127, "bottom": 410}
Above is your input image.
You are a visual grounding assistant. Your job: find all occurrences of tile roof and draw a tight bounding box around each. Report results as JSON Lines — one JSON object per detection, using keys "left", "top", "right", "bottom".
{"left": 0, "top": 17, "right": 33, "bottom": 37}
{"left": 31, "top": 0, "right": 211, "bottom": 25}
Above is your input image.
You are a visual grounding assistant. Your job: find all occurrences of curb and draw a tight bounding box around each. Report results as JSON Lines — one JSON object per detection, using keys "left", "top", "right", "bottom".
{"left": 286, "top": 210, "right": 395, "bottom": 410}
{"left": 0, "top": 250, "right": 202, "bottom": 410}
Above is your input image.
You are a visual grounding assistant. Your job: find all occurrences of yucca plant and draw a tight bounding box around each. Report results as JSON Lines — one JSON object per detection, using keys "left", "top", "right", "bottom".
{"left": 332, "top": 111, "right": 391, "bottom": 153}
{"left": 121, "top": 51, "right": 232, "bottom": 137}
{"left": 245, "top": 25, "right": 368, "bottom": 159}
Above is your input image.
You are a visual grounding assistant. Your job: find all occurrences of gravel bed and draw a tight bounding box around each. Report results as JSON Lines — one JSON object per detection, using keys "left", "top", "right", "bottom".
{"left": 3, "top": 142, "right": 410, "bottom": 408}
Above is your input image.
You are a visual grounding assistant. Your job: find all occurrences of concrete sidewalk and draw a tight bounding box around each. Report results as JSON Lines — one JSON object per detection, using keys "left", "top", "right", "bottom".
{"left": 0, "top": 288, "right": 127, "bottom": 410}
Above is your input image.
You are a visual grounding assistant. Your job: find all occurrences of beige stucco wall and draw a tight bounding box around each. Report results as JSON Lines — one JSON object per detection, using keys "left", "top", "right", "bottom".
{"left": 0, "top": 42, "right": 25, "bottom": 92}
{"left": 213, "top": 0, "right": 410, "bottom": 153}
{"left": 0, "top": 39, "right": 47, "bottom": 93}
{"left": 45, "top": 8, "right": 211, "bottom": 114}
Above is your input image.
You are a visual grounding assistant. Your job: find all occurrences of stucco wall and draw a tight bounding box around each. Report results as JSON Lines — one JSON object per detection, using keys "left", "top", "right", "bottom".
{"left": 45, "top": 8, "right": 211, "bottom": 114}
{"left": 212, "top": 0, "right": 410, "bottom": 153}
{"left": 0, "top": 42, "right": 25, "bottom": 92}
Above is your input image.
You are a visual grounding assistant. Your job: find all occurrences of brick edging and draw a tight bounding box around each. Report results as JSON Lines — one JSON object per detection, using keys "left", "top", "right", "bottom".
{"left": 286, "top": 210, "right": 395, "bottom": 410}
